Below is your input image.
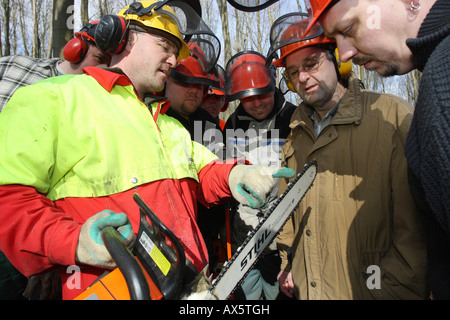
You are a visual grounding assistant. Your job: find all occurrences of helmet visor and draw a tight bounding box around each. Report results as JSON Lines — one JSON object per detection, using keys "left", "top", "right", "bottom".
{"left": 208, "top": 65, "right": 226, "bottom": 95}
{"left": 154, "top": 0, "right": 221, "bottom": 72}
{"left": 266, "top": 12, "right": 324, "bottom": 65}
{"left": 226, "top": 0, "right": 278, "bottom": 12}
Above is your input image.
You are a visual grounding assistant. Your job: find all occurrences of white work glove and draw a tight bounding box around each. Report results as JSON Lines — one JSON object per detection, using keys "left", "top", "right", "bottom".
{"left": 228, "top": 165, "right": 295, "bottom": 209}
{"left": 76, "top": 210, "right": 136, "bottom": 269}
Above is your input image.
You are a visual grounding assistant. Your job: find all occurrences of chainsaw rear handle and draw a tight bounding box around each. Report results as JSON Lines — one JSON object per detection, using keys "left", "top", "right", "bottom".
{"left": 133, "top": 193, "right": 186, "bottom": 300}
{"left": 101, "top": 226, "right": 151, "bottom": 300}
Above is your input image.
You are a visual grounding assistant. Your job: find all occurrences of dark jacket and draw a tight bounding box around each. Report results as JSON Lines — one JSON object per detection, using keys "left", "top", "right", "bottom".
{"left": 223, "top": 88, "right": 296, "bottom": 286}
{"left": 165, "top": 106, "right": 222, "bottom": 141}
{"left": 405, "top": 0, "right": 450, "bottom": 300}
{"left": 165, "top": 105, "right": 226, "bottom": 273}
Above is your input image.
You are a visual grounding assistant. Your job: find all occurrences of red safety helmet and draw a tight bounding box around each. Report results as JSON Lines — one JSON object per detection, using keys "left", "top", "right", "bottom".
{"left": 170, "top": 42, "right": 220, "bottom": 86}
{"left": 225, "top": 51, "right": 275, "bottom": 102}
{"left": 269, "top": 13, "right": 333, "bottom": 68}
{"left": 303, "top": 0, "right": 337, "bottom": 38}
{"left": 267, "top": 12, "right": 352, "bottom": 92}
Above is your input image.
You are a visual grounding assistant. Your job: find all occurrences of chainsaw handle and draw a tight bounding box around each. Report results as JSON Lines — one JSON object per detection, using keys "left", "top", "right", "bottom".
{"left": 102, "top": 226, "right": 151, "bottom": 300}
{"left": 133, "top": 193, "right": 186, "bottom": 300}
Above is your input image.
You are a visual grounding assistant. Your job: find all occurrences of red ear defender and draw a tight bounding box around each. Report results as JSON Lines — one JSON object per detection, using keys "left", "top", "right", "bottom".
{"left": 63, "top": 37, "right": 88, "bottom": 64}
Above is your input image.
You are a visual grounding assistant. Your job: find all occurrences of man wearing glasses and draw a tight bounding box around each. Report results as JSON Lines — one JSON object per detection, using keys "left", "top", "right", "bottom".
{"left": 269, "top": 15, "right": 428, "bottom": 300}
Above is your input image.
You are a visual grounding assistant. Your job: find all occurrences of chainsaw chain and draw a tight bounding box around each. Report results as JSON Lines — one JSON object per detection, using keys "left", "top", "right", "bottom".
{"left": 209, "top": 161, "right": 317, "bottom": 299}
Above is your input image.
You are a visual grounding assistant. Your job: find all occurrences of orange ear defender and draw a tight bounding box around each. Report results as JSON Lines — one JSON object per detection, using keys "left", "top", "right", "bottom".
{"left": 282, "top": 69, "right": 296, "bottom": 92}
{"left": 335, "top": 48, "right": 352, "bottom": 79}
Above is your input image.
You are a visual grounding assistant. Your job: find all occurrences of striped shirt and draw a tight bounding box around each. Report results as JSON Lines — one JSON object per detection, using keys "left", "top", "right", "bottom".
{"left": 0, "top": 55, "right": 64, "bottom": 111}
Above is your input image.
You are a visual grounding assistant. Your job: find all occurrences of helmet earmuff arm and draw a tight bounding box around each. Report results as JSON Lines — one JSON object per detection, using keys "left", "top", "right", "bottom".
{"left": 125, "top": 1, "right": 158, "bottom": 16}
{"left": 126, "top": 1, "right": 186, "bottom": 38}
{"left": 282, "top": 70, "right": 295, "bottom": 93}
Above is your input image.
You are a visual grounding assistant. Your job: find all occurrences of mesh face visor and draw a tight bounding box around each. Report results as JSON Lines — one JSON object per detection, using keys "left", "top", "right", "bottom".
{"left": 170, "top": 42, "right": 220, "bottom": 86}
{"left": 266, "top": 12, "right": 325, "bottom": 67}
{"left": 225, "top": 51, "right": 275, "bottom": 102}
{"left": 153, "top": 0, "right": 221, "bottom": 73}
{"left": 226, "top": 0, "right": 279, "bottom": 12}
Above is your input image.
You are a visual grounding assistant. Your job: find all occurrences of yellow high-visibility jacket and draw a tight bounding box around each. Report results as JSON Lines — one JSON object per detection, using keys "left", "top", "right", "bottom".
{"left": 0, "top": 67, "right": 234, "bottom": 299}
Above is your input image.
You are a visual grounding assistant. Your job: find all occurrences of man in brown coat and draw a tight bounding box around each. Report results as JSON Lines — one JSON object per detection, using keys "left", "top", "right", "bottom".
{"left": 269, "top": 14, "right": 428, "bottom": 299}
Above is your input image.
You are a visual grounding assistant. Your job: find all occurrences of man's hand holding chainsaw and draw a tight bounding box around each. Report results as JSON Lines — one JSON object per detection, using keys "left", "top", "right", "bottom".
{"left": 75, "top": 165, "right": 293, "bottom": 269}
{"left": 76, "top": 210, "right": 136, "bottom": 269}
{"left": 228, "top": 164, "right": 295, "bottom": 209}
{"left": 185, "top": 164, "right": 298, "bottom": 300}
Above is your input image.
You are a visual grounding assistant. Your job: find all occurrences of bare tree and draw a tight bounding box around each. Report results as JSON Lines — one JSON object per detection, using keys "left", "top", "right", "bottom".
{"left": 1, "top": 0, "right": 11, "bottom": 56}
{"left": 31, "top": 0, "right": 40, "bottom": 57}
{"left": 97, "top": 0, "right": 109, "bottom": 17}
{"left": 0, "top": 19, "right": 2, "bottom": 56}
{"left": 80, "top": 0, "right": 89, "bottom": 26}
{"left": 216, "top": 0, "right": 231, "bottom": 65}
{"left": 51, "top": 0, "right": 73, "bottom": 58}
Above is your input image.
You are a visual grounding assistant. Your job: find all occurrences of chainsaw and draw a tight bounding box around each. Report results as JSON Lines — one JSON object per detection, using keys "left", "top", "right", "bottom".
{"left": 75, "top": 161, "right": 317, "bottom": 300}
{"left": 184, "top": 161, "right": 317, "bottom": 299}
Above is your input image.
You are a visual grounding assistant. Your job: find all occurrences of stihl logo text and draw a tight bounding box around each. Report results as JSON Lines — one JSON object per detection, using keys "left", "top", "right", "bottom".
{"left": 240, "top": 229, "right": 272, "bottom": 271}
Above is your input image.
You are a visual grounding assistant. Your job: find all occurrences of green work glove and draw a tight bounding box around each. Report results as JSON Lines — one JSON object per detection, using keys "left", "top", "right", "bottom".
{"left": 228, "top": 165, "right": 296, "bottom": 209}
{"left": 76, "top": 210, "right": 136, "bottom": 269}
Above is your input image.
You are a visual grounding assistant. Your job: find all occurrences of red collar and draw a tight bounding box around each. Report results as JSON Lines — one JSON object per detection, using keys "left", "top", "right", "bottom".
{"left": 83, "top": 66, "right": 133, "bottom": 92}
{"left": 83, "top": 66, "right": 171, "bottom": 126}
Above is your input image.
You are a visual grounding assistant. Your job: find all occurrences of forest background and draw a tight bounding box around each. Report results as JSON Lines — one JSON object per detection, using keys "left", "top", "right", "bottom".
{"left": 0, "top": 0, "right": 421, "bottom": 119}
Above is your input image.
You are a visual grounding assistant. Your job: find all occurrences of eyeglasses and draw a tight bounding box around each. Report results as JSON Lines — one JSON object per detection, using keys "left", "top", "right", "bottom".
{"left": 285, "top": 54, "right": 327, "bottom": 80}
{"left": 134, "top": 31, "right": 179, "bottom": 57}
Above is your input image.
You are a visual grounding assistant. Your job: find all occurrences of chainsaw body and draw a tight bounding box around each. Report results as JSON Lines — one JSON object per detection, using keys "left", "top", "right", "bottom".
{"left": 75, "top": 194, "right": 187, "bottom": 300}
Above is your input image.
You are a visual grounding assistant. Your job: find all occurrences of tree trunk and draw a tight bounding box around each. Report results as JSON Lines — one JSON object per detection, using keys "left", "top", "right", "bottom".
{"left": 216, "top": 0, "right": 231, "bottom": 64}
{"left": 1, "top": 0, "right": 11, "bottom": 56}
{"left": 80, "top": 0, "right": 89, "bottom": 26}
{"left": 52, "top": 0, "right": 73, "bottom": 58}
{"left": 31, "top": 0, "right": 40, "bottom": 57}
